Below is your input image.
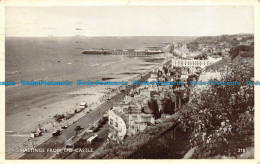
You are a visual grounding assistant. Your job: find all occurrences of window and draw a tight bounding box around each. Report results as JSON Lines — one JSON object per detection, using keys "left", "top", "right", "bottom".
{"left": 110, "top": 119, "right": 113, "bottom": 125}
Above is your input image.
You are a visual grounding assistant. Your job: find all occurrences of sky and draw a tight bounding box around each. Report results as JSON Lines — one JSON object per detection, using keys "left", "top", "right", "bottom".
{"left": 5, "top": 6, "right": 254, "bottom": 37}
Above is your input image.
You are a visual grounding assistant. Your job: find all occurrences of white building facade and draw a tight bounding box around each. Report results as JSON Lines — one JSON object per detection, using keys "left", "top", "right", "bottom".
{"left": 108, "top": 110, "right": 127, "bottom": 140}
{"left": 172, "top": 59, "right": 212, "bottom": 69}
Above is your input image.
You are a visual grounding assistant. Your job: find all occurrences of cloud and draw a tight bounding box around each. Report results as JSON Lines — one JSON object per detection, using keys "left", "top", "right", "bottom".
{"left": 76, "top": 28, "right": 83, "bottom": 31}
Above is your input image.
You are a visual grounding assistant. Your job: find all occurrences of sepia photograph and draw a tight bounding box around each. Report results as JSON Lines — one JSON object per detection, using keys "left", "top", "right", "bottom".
{"left": 3, "top": 5, "right": 256, "bottom": 160}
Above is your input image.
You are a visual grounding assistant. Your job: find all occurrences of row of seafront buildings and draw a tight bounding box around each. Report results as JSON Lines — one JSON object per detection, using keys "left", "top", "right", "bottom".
{"left": 108, "top": 86, "right": 185, "bottom": 141}
{"left": 82, "top": 49, "right": 163, "bottom": 55}
{"left": 107, "top": 63, "right": 189, "bottom": 141}
{"left": 108, "top": 86, "right": 155, "bottom": 141}
{"left": 107, "top": 57, "right": 222, "bottom": 141}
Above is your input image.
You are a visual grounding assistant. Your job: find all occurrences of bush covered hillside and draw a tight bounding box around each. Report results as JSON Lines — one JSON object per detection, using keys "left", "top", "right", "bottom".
{"left": 179, "top": 56, "right": 254, "bottom": 158}
{"left": 184, "top": 34, "right": 253, "bottom": 58}
{"left": 229, "top": 44, "right": 254, "bottom": 59}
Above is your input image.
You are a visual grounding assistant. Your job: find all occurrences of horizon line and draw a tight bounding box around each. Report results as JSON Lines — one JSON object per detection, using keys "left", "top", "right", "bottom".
{"left": 5, "top": 33, "right": 254, "bottom": 38}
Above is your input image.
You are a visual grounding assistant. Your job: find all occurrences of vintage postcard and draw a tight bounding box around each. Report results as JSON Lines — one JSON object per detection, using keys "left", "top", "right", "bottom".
{"left": 0, "top": 0, "right": 259, "bottom": 163}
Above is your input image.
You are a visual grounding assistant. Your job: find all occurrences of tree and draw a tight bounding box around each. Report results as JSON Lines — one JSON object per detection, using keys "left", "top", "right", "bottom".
{"left": 148, "top": 98, "right": 161, "bottom": 119}
{"left": 162, "top": 99, "right": 175, "bottom": 114}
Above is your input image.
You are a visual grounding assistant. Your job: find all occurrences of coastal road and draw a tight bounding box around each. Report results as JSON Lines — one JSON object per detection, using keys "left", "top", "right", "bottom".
{"left": 20, "top": 92, "right": 124, "bottom": 159}
{"left": 20, "top": 72, "right": 152, "bottom": 159}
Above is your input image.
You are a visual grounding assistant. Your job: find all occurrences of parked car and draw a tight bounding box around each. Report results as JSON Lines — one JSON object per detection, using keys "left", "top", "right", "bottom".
{"left": 88, "top": 125, "right": 99, "bottom": 133}
{"left": 52, "top": 130, "right": 61, "bottom": 136}
{"left": 75, "top": 126, "right": 82, "bottom": 131}
{"left": 61, "top": 125, "right": 68, "bottom": 129}
{"left": 87, "top": 129, "right": 94, "bottom": 133}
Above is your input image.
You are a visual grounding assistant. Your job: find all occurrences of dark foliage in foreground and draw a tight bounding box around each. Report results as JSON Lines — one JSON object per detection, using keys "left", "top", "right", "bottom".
{"left": 179, "top": 58, "right": 254, "bottom": 158}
